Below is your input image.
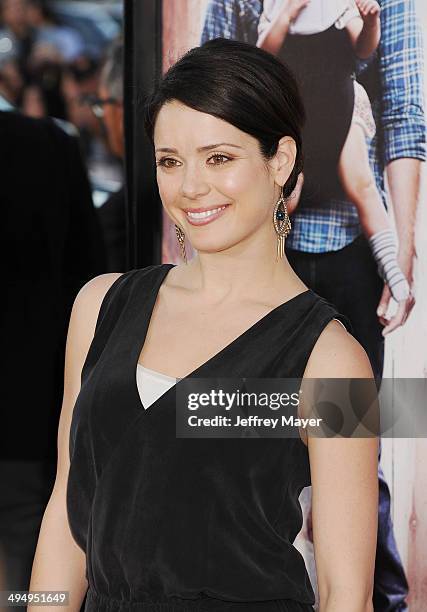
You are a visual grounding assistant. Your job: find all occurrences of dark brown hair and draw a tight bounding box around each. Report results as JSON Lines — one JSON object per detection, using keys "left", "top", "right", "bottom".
{"left": 144, "top": 37, "right": 306, "bottom": 198}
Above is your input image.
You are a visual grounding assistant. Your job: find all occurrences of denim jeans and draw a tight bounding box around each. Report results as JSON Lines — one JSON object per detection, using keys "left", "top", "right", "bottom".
{"left": 286, "top": 234, "right": 409, "bottom": 612}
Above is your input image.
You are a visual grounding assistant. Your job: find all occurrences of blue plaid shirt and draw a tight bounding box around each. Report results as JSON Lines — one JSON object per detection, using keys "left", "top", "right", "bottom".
{"left": 201, "top": 0, "right": 426, "bottom": 253}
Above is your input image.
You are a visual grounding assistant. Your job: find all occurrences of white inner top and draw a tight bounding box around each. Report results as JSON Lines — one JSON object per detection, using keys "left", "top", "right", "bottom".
{"left": 136, "top": 364, "right": 177, "bottom": 409}
{"left": 136, "top": 319, "right": 346, "bottom": 410}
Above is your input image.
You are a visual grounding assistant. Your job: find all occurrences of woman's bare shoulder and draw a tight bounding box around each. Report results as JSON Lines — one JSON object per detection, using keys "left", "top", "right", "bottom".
{"left": 52, "top": 273, "right": 126, "bottom": 495}
{"left": 71, "top": 273, "right": 125, "bottom": 345}
{"left": 303, "top": 319, "right": 374, "bottom": 379}
{"left": 75, "top": 272, "right": 125, "bottom": 308}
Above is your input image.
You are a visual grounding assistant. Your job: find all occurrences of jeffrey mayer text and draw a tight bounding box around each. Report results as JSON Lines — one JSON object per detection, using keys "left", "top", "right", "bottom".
{"left": 187, "top": 415, "right": 323, "bottom": 428}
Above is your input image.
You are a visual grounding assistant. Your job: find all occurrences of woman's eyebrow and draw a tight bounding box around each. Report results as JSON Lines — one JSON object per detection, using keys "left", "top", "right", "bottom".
{"left": 155, "top": 143, "right": 244, "bottom": 153}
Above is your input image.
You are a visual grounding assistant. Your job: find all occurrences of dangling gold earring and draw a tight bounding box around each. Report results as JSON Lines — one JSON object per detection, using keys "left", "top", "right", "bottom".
{"left": 175, "top": 224, "right": 187, "bottom": 264}
{"left": 273, "top": 186, "right": 291, "bottom": 261}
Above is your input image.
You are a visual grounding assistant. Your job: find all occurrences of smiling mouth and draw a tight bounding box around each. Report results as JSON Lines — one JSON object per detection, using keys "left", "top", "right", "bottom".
{"left": 185, "top": 204, "right": 231, "bottom": 225}
{"left": 186, "top": 205, "right": 227, "bottom": 219}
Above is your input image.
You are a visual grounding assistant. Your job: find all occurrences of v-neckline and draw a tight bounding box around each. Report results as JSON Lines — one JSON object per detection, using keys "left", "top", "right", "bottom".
{"left": 132, "top": 263, "right": 313, "bottom": 414}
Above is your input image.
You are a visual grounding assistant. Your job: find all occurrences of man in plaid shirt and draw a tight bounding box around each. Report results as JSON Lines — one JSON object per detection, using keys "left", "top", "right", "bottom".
{"left": 202, "top": 1, "right": 425, "bottom": 610}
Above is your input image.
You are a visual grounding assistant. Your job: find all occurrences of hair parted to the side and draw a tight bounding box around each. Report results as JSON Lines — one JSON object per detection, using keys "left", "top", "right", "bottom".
{"left": 144, "top": 37, "right": 306, "bottom": 199}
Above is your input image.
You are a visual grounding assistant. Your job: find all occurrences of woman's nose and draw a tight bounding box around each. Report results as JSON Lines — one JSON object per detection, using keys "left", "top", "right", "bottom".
{"left": 180, "top": 165, "right": 210, "bottom": 199}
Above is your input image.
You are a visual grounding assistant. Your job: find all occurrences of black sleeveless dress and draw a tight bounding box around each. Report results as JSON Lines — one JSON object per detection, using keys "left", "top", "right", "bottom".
{"left": 67, "top": 264, "right": 351, "bottom": 611}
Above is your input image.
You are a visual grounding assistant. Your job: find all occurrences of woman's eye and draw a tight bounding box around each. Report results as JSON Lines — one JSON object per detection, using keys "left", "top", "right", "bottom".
{"left": 208, "top": 154, "right": 232, "bottom": 165}
{"left": 156, "top": 158, "right": 179, "bottom": 168}
{"left": 156, "top": 154, "right": 232, "bottom": 168}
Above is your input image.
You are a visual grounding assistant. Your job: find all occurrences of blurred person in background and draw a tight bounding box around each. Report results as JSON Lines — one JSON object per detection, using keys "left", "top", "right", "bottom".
{"left": 1, "top": 0, "right": 121, "bottom": 184}
{"left": 0, "top": 0, "right": 75, "bottom": 118}
{"left": 61, "top": 57, "right": 111, "bottom": 169}
{"left": 0, "top": 55, "right": 23, "bottom": 104}
{"left": 0, "top": 0, "right": 35, "bottom": 81}
{"left": 20, "top": 0, "right": 85, "bottom": 121}
{"left": 20, "top": 77, "right": 44, "bottom": 115}
{"left": 25, "top": 0, "right": 85, "bottom": 63}
{"left": 93, "top": 36, "right": 126, "bottom": 272}
{"left": 0, "top": 91, "right": 106, "bottom": 606}
{"left": 21, "top": 57, "right": 67, "bottom": 118}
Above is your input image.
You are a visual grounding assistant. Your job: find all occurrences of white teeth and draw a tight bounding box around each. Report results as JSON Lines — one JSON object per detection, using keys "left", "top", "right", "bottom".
{"left": 186, "top": 206, "right": 227, "bottom": 219}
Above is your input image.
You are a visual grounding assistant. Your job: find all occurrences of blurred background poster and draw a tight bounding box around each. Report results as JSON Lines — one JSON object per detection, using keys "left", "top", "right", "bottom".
{"left": 162, "top": 1, "right": 427, "bottom": 610}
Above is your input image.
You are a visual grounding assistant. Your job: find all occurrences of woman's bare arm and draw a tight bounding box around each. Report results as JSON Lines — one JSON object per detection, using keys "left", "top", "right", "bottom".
{"left": 302, "top": 320, "right": 378, "bottom": 612}
{"left": 28, "top": 272, "right": 123, "bottom": 612}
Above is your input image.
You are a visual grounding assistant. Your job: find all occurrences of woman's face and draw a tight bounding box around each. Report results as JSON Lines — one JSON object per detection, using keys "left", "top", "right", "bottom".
{"left": 154, "top": 100, "right": 293, "bottom": 256}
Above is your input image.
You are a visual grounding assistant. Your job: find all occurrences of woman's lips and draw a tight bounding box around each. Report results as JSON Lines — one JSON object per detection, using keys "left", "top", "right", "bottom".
{"left": 185, "top": 204, "right": 231, "bottom": 226}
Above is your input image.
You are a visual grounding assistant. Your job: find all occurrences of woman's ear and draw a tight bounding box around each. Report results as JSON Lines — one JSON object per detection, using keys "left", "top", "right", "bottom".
{"left": 273, "top": 136, "right": 297, "bottom": 187}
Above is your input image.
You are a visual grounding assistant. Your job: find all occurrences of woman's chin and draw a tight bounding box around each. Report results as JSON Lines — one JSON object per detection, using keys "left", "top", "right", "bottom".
{"left": 189, "top": 240, "right": 232, "bottom": 254}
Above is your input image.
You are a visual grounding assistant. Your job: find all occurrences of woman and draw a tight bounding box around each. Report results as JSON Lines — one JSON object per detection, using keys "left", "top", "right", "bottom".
{"left": 30, "top": 38, "right": 378, "bottom": 611}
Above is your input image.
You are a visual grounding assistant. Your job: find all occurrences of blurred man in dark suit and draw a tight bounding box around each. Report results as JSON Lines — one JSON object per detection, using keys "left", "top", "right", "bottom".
{"left": 93, "top": 36, "right": 127, "bottom": 272}
{"left": 0, "top": 90, "right": 106, "bottom": 602}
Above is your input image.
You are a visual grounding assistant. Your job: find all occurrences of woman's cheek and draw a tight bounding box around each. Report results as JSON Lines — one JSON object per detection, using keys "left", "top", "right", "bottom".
{"left": 222, "top": 161, "right": 264, "bottom": 197}
{"left": 219, "top": 170, "right": 248, "bottom": 198}
{"left": 157, "top": 173, "right": 181, "bottom": 207}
